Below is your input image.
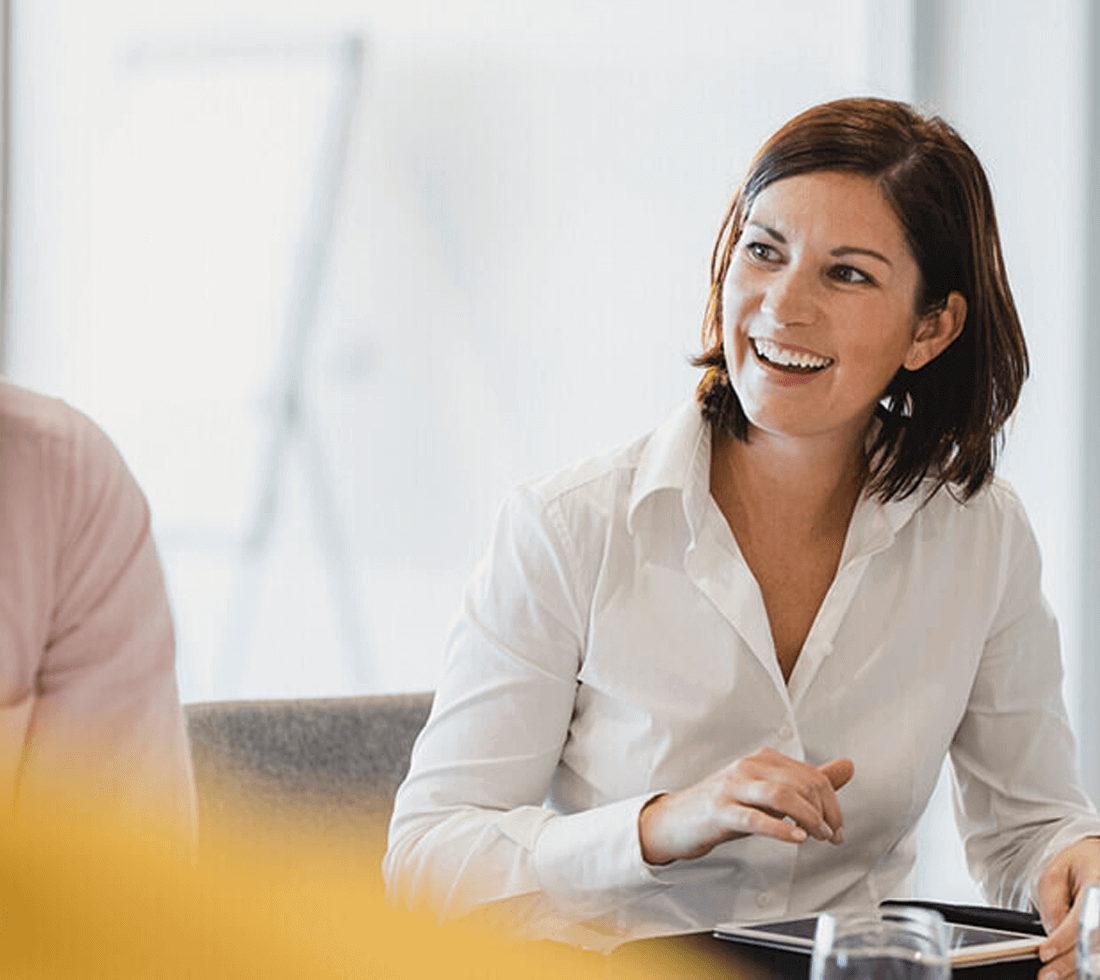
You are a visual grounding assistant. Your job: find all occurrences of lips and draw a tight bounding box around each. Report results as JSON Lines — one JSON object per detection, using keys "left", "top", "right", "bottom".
{"left": 751, "top": 337, "right": 834, "bottom": 374}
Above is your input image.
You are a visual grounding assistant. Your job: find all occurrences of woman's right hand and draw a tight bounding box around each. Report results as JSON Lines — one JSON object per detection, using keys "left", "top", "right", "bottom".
{"left": 637, "top": 747, "right": 855, "bottom": 866}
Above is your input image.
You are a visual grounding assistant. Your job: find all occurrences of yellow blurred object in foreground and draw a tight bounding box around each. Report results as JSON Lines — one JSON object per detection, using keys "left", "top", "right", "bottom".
{"left": 0, "top": 795, "right": 751, "bottom": 980}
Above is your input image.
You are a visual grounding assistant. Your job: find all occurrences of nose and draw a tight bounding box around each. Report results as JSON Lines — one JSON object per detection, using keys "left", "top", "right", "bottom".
{"left": 760, "top": 262, "right": 819, "bottom": 327}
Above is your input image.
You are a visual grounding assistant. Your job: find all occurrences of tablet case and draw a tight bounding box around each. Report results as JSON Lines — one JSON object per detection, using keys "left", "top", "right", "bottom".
{"left": 715, "top": 901, "right": 1045, "bottom": 980}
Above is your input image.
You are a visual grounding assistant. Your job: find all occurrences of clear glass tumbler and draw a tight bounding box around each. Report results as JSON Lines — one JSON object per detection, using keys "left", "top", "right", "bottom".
{"left": 811, "top": 906, "right": 951, "bottom": 980}
{"left": 1079, "top": 884, "right": 1100, "bottom": 980}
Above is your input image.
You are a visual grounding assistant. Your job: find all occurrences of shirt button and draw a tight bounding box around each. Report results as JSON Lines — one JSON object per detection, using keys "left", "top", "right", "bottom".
{"left": 778, "top": 724, "right": 793, "bottom": 740}
{"left": 756, "top": 891, "right": 771, "bottom": 908}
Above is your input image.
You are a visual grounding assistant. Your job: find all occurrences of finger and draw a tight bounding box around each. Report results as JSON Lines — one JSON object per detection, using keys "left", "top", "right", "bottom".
{"left": 1038, "top": 911, "right": 1076, "bottom": 964}
{"left": 813, "top": 758, "right": 854, "bottom": 843}
{"left": 1039, "top": 877, "right": 1086, "bottom": 968}
{"left": 805, "top": 769, "right": 846, "bottom": 840}
{"left": 734, "top": 780, "right": 835, "bottom": 841}
{"left": 1036, "top": 948, "right": 1074, "bottom": 980}
{"left": 723, "top": 804, "right": 809, "bottom": 845}
{"left": 1036, "top": 863, "right": 1073, "bottom": 938}
{"left": 726, "top": 753, "right": 847, "bottom": 841}
{"left": 772, "top": 764, "right": 844, "bottom": 841}
{"left": 819, "top": 757, "right": 855, "bottom": 791}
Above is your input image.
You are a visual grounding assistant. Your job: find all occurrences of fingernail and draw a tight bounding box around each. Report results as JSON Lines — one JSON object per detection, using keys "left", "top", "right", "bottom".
{"left": 832, "top": 827, "right": 844, "bottom": 844}
{"left": 1038, "top": 968, "right": 1056, "bottom": 980}
{"left": 791, "top": 826, "right": 807, "bottom": 842}
{"left": 817, "top": 822, "right": 831, "bottom": 839}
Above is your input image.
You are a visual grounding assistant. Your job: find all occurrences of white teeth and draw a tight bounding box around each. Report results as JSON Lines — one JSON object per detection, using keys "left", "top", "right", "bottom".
{"left": 752, "top": 337, "right": 833, "bottom": 370}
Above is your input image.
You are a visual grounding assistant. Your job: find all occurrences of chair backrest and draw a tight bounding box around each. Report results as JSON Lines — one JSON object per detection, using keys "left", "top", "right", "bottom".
{"left": 185, "top": 692, "right": 432, "bottom": 844}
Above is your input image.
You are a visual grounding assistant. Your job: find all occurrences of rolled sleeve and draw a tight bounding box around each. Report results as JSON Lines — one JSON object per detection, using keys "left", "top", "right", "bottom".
{"left": 950, "top": 491, "right": 1100, "bottom": 909}
{"left": 534, "top": 793, "right": 667, "bottom": 914}
{"left": 384, "top": 484, "right": 666, "bottom": 936}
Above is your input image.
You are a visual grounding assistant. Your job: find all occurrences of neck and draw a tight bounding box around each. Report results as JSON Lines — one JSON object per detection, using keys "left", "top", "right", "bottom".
{"left": 711, "top": 424, "right": 868, "bottom": 539}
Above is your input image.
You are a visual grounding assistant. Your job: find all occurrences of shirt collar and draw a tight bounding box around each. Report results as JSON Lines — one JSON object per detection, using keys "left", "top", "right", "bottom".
{"left": 842, "top": 481, "right": 931, "bottom": 564}
{"left": 625, "top": 400, "right": 935, "bottom": 557}
{"left": 626, "top": 400, "right": 709, "bottom": 538}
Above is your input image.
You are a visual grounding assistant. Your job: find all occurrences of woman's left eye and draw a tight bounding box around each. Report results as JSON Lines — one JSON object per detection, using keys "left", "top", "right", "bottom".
{"left": 830, "top": 264, "right": 873, "bottom": 285}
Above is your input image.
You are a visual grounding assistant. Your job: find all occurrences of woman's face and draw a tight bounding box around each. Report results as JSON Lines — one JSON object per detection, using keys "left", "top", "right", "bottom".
{"left": 722, "top": 170, "right": 936, "bottom": 451}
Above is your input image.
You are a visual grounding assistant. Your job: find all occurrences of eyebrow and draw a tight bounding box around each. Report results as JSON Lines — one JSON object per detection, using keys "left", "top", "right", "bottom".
{"left": 746, "top": 222, "right": 894, "bottom": 267}
{"left": 831, "top": 245, "right": 893, "bottom": 267}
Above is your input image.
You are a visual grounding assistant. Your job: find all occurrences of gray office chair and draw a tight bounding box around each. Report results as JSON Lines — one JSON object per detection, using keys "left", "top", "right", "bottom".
{"left": 185, "top": 692, "right": 432, "bottom": 845}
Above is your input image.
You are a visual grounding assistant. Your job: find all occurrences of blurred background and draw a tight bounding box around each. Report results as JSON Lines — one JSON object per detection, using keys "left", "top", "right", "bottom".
{"left": 2, "top": 0, "right": 1097, "bottom": 904}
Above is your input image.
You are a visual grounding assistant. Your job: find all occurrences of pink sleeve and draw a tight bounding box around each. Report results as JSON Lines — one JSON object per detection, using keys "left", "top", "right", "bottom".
{"left": 15, "top": 406, "right": 196, "bottom": 840}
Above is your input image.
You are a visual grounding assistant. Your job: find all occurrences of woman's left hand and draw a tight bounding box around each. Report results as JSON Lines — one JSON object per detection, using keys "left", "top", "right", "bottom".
{"left": 1035, "top": 836, "right": 1100, "bottom": 980}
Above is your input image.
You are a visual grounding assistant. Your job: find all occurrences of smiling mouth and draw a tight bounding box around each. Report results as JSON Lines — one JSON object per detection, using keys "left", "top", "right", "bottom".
{"left": 751, "top": 337, "right": 834, "bottom": 374}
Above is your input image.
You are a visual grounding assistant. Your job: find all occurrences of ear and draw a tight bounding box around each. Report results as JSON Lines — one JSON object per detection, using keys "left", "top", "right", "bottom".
{"left": 903, "top": 291, "right": 967, "bottom": 371}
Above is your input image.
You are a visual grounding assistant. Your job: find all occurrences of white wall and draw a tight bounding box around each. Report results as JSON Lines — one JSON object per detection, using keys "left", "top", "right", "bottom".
{"left": 8, "top": 0, "right": 895, "bottom": 700}
{"left": 909, "top": 0, "right": 1094, "bottom": 902}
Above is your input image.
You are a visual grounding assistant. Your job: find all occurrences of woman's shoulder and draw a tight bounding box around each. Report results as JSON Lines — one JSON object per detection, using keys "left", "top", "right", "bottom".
{"left": 487, "top": 405, "right": 707, "bottom": 593}
{"left": 913, "top": 473, "right": 1039, "bottom": 562}
{"left": 521, "top": 434, "right": 649, "bottom": 509}
{"left": 490, "top": 436, "right": 648, "bottom": 569}
{"left": 518, "top": 401, "right": 704, "bottom": 513}
{"left": 921, "top": 473, "right": 1029, "bottom": 522}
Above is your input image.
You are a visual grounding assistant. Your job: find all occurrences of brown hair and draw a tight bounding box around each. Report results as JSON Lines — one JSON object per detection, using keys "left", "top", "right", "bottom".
{"left": 694, "top": 97, "right": 1028, "bottom": 502}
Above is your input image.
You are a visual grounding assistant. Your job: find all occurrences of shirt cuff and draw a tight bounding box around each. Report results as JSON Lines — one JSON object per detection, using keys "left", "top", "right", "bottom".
{"left": 534, "top": 792, "right": 669, "bottom": 918}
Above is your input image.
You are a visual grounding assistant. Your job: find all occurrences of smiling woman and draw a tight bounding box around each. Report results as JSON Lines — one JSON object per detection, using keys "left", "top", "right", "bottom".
{"left": 383, "top": 98, "right": 1100, "bottom": 977}
{"left": 718, "top": 171, "right": 965, "bottom": 452}
{"left": 695, "top": 98, "right": 1025, "bottom": 503}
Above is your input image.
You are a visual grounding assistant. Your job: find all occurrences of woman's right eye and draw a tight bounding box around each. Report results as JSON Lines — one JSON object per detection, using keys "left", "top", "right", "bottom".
{"left": 745, "top": 241, "right": 779, "bottom": 262}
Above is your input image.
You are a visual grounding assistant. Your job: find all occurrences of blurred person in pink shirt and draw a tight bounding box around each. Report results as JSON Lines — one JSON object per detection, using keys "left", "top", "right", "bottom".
{"left": 0, "top": 379, "right": 195, "bottom": 837}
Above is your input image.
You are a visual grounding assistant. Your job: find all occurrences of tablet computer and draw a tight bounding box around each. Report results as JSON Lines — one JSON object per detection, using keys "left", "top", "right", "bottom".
{"left": 714, "top": 915, "right": 1042, "bottom": 966}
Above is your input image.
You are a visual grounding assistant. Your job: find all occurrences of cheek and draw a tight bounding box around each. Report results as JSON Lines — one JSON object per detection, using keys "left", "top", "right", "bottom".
{"left": 720, "top": 285, "right": 756, "bottom": 358}
{"left": 721, "top": 316, "right": 751, "bottom": 371}
{"left": 844, "top": 306, "right": 918, "bottom": 367}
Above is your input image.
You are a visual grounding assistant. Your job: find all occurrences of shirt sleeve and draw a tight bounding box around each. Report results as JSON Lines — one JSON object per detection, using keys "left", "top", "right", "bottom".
{"left": 949, "top": 489, "right": 1100, "bottom": 910}
{"left": 14, "top": 408, "right": 196, "bottom": 843}
{"left": 383, "top": 484, "right": 667, "bottom": 943}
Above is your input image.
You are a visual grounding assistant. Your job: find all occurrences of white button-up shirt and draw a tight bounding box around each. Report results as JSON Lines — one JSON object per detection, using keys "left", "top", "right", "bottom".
{"left": 384, "top": 401, "right": 1100, "bottom": 950}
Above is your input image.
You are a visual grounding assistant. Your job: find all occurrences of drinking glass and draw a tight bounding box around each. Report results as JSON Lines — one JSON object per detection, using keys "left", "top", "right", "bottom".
{"left": 811, "top": 906, "right": 951, "bottom": 980}
{"left": 1079, "top": 884, "right": 1100, "bottom": 980}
